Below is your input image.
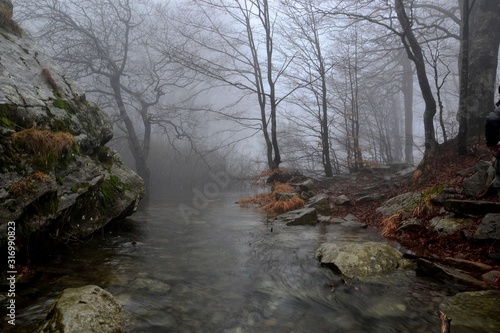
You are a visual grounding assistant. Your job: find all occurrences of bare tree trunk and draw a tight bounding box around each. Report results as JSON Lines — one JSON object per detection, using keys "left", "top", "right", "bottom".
{"left": 319, "top": 38, "right": 333, "bottom": 177}
{"left": 457, "top": 0, "right": 470, "bottom": 155}
{"left": 264, "top": 0, "right": 281, "bottom": 169}
{"left": 401, "top": 55, "right": 414, "bottom": 163}
{"left": 465, "top": 0, "right": 500, "bottom": 139}
{"left": 395, "top": 0, "right": 437, "bottom": 154}
{"left": 110, "top": 75, "right": 150, "bottom": 192}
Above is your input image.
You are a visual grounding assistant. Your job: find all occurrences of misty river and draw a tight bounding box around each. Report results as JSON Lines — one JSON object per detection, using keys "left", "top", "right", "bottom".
{"left": 6, "top": 191, "right": 463, "bottom": 332}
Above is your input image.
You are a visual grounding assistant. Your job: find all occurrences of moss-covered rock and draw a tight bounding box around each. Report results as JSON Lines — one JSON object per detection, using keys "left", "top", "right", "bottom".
{"left": 0, "top": 18, "right": 144, "bottom": 264}
{"left": 38, "top": 285, "right": 128, "bottom": 333}
{"left": 315, "top": 241, "right": 413, "bottom": 278}
{"left": 440, "top": 290, "right": 500, "bottom": 332}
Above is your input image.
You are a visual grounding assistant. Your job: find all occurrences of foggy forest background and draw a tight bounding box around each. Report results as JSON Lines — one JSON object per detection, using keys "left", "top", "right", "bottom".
{"left": 13, "top": 0, "right": 500, "bottom": 197}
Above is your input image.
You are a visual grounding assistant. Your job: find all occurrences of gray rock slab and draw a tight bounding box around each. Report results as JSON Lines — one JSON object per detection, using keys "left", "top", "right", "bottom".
{"left": 315, "top": 241, "right": 413, "bottom": 278}
{"left": 38, "top": 285, "right": 127, "bottom": 333}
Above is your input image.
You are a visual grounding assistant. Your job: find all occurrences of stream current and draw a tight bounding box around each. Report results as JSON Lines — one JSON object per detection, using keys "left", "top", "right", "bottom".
{"left": 4, "top": 191, "right": 459, "bottom": 332}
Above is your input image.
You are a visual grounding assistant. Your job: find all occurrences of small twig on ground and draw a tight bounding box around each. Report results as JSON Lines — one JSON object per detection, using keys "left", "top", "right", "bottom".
{"left": 438, "top": 310, "right": 451, "bottom": 333}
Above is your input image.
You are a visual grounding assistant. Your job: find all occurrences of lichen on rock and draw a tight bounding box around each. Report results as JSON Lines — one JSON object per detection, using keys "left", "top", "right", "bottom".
{"left": 0, "top": 16, "right": 144, "bottom": 263}
{"left": 37, "top": 285, "right": 128, "bottom": 333}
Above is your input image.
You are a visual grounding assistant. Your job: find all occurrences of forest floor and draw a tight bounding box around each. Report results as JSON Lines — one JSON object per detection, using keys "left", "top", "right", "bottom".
{"left": 317, "top": 139, "right": 500, "bottom": 267}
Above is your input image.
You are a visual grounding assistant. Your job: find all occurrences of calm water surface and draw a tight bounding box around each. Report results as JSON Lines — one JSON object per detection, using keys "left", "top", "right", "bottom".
{"left": 5, "top": 191, "right": 457, "bottom": 332}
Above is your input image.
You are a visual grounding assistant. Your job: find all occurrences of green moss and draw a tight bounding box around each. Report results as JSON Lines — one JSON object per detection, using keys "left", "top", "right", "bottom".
{"left": 53, "top": 99, "right": 72, "bottom": 112}
{"left": 70, "top": 182, "right": 89, "bottom": 193}
{"left": 0, "top": 104, "right": 17, "bottom": 129}
{"left": 52, "top": 118, "right": 72, "bottom": 132}
{"left": 97, "top": 146, "right": 113, "bottom": 168}
{"left": 99, "top": 181, "right": 115, "bottom": 206}
{"left": 0, "top": 116, "right": 13, "bottom": 128}
{"left": 7, "top": 202, "right": 16, "bottom": 212}
{"left": 99, "top": 176, "right": 127, "bottom": 206}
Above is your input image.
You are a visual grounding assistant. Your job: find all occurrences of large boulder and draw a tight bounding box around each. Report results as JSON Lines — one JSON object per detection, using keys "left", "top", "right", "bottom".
{"left": 440, "top": 290, "right": 500, "bottom": 332}
{"left": 38, "top": 285, "right": 127, "bottom": 333}
{"left": 0, "top": 19, "right": 144, "bottom": 255}
{"left": 462, "top": 160, "right": 494, "bottom": 197}
{"left": 429, "top": 215, "right": 476, "bottom": 236}
{"left": 376, "top": 192, "right": 419, "bottom": 217}
{"left": 315, "top": 241, "right": 413, "bottom": 278}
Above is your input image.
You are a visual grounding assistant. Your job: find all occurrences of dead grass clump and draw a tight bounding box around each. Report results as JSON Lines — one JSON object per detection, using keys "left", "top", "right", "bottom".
{"left": 12, "top": 128, "right": 75, "bottom": 166}
{"left": 238, "top": 181, "right": 304, "bottom": 216}
{"left": 381, "top": 211, "right": 403, "bottom": 237}
{"left": 237, "top": 192, "right": 269, "bottom": 206}
{"left": 8, "top": 171, "right": 50, "bottom": 196}
{"left": 42, "top": 68, "right": 60, "bottom": 94}
{"left": 272, "top": 182, "right": 294, "bottom": 193}
{"left": 0, "top": 6, "right": 23, "bottom": 36}
{"left": 263, "top": 195, "right": 304, "bottom": 216}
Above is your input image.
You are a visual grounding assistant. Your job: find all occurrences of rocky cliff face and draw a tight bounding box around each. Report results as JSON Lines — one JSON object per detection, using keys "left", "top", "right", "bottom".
{"left": 0, "top": 8, "right": 144, "bottom": 262}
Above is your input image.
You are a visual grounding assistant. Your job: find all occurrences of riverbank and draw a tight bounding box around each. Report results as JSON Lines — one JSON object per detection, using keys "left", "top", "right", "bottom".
{"left": 321, "top": 141, "right": 499, "bottom": 268}
{"left": 255, "top": 139, "right": 500, "bottom": 289}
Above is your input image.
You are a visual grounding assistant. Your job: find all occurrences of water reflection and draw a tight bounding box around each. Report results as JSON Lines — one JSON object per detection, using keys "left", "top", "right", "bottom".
{"left": 5, "top": 191, "right": 453, "bottom": 332}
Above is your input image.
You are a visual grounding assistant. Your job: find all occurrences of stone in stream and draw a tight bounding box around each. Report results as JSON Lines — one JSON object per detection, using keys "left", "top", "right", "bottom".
{"left": 315, "top": 241, "right": 413, "bottom": 278}
{"left": 38, "top": 285, "right": 127, "bottom": 333}
{"left": 273, "top": 207, "right": 318, "bottom": 226}
{"left": 440, "top": 290, "right": 500, "bottom": 332}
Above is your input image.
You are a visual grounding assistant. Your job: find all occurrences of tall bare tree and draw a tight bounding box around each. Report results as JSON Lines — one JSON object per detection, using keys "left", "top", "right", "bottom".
{"left": 171, "top": 0, "right": 299, "bottom": 169}
{"left": 279, "top": 0, "right": 334, "bottom": 176}
{"left": 394, "top": 0, "right": 438, "bottom": 153}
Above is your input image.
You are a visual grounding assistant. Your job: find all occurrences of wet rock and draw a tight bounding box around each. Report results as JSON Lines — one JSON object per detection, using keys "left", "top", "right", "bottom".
{"left": 38, "top": 285, "right": 127, "bottom": 333}
{"left": 317, "top": 215, "right": 332, "bottom": 223}
{"left": 273, "top": 207, "right": 317, "bottom": 226}
{"left": 473, "top": 213, "right": 500, "bottom": 241}
{"left": 333, "top": 194, "right": 350, "bottom": 205}
{"left": 364, "top": 296, "right": 407, "bottom": 318}
{"left": 396, "top": 217, "right": 424, "bottom": 232}
{"left": 429, "top": 215, "right": 476, "bottom": 236}
{"left": 355, "top": 193, "right": 385, "bottom": 204}
{"left": 462, "top": 160, "right": 494, "bottom": 197}
{"left": 132, "top": 277, "right": 171, "bottom": 293}
{"left": 0, "top": 25, "right": 144, "bottom": 246}
{"left": 297, "top": 179, "right": 315, "bottom": 192}
{"left": 315, "top": 241, "right": 413, "bottom": 277}
{"left": 305, "top": 193, "right": 330, "bottom": 214}
{"left": 443, "top": 199, "right": 500, "bottom": 216}
{"left": 440, "top": 290, "right": 500, "bottom": 332}
{"left": 416, "top": 259, "right": 491, "bottom": 290}
{"left": 376, "top": 192, "right": 419, "bottom": 217}
{"left": 481, "top": 270, "right": 500, "bottom": 283}
{"left": 339, "top": 214, "right": 367, "bottom": 228}
{"left": 329, "top": 217, "right": 345, "bottom": 224}
{"left": 340, "top": 220, "right": 367, "bottom": 229}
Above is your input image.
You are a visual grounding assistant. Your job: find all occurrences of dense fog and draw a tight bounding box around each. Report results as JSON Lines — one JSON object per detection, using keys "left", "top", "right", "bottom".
{"left": 13, "top": 0, "right": 500, "bottom": 196}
